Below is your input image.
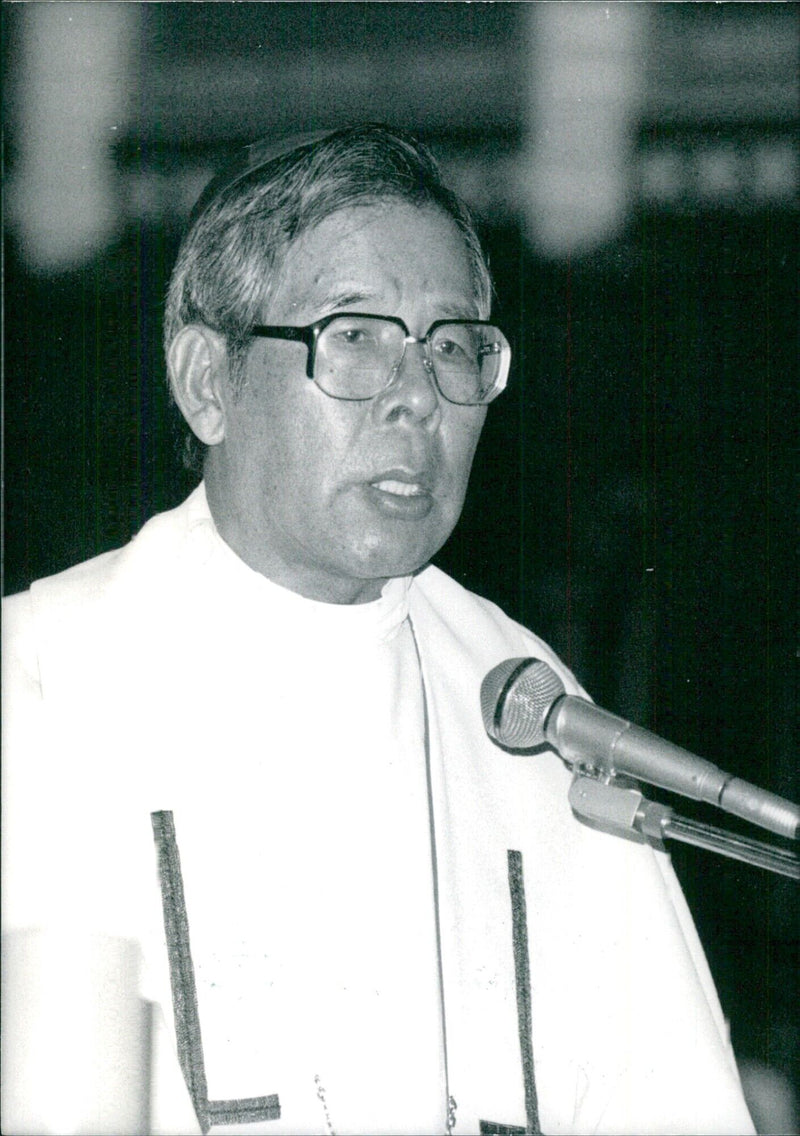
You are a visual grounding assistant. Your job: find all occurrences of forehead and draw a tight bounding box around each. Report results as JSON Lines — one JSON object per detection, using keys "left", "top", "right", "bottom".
{"left": 269, "top": 201, "right": 479, "bottom": 319}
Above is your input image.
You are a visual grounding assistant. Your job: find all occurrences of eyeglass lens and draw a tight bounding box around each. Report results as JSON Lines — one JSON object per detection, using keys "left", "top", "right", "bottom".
{"left": 314, "top": 316, "right": 507, "bottom": 404}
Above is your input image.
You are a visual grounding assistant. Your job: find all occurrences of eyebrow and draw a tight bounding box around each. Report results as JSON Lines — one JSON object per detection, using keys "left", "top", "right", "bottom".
{"left": 435, "top": 302, "right": 482, "bottom": 320}
{"left": 323, "top": 295, "right": 481, "bottom": 320}
{"left": 324, "top": 290, "right": 375, "bottom": 310}
{"left": 292, "top": 288, "right": 376, "bottom": 317}
{"left": 294, "top": 287, "right": 482, "bottom": 323}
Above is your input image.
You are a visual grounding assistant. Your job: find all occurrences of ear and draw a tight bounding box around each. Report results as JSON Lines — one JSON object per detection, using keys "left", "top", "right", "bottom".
{"left": 167, "top": 324, "right": 230, "bottom": 446}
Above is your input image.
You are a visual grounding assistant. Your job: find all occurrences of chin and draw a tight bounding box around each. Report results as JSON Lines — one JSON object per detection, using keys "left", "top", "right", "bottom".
{"left": 348, "top": 533, "right": 450, "bottom": 584}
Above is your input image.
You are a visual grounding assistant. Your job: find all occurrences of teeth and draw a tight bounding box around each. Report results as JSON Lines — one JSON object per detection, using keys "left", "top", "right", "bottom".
{"left": 374, "top": 479, "right": 424, "bottom": 497}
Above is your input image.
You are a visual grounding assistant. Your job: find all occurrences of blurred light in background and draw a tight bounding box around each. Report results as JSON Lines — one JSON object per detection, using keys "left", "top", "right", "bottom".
{"left": 4, "top": 2, "right": 797, "bottom": 272}
{"left": 6, "top": 3, "right": 138, "bottom": 273}
{"left": 521, "top": 2, "right": 647, "bottom": 257}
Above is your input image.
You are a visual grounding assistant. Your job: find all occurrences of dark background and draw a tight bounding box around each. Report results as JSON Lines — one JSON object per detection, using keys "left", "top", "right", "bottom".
{"left": 4, "top": 4, "right": 797, "bottom": 1129}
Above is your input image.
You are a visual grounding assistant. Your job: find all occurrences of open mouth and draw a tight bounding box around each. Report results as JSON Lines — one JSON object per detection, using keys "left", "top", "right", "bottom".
{"left": 372, "top": 479, "right": 426, "bottom": 497}
{"left": 366, "top": 473, "right": 434, "bottom": 517}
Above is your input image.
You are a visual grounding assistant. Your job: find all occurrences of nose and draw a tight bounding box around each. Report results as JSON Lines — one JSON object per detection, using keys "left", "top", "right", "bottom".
{"left": 372, "top": 337, "right": 442, "bottom": 429}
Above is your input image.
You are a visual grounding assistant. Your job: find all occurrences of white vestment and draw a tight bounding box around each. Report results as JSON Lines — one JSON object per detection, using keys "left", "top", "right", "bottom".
{"left": 2, "top": 484, "right": 755, "bottom": 1135}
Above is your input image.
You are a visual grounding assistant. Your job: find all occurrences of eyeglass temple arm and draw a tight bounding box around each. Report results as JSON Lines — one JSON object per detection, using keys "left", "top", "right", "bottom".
{"left": 249, "top": 325, "right": 318, "bottom": 378}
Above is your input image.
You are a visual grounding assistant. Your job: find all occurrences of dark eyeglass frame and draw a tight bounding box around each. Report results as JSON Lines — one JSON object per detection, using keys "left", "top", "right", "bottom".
{"left": 248, "top": 313, "right": 510, "bottom": 405}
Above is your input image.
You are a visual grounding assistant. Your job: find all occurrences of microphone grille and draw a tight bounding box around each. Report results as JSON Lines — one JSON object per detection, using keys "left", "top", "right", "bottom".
{"left": 481, "top": 657, "right": 566, "bottom": 749}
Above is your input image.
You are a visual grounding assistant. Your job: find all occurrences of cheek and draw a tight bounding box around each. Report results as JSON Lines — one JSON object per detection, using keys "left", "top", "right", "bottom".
{"left": 233, "top": 378, "right": 323, "bottom": 485}
{"left": 258, "top": 401, "right": 359, "bottom": 526}
{"left": 445, "top": 415, "right": 486, "bottom": 490}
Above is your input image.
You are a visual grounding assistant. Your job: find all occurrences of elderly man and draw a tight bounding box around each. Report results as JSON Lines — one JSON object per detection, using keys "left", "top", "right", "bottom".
{"left": 3, "top": 125, "right": 753, "bottom": 1135}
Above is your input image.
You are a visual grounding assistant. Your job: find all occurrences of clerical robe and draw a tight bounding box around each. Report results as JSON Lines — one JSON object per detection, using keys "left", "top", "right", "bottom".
{"left": 2, "top": 484, "right": 755, "bottom": 1135}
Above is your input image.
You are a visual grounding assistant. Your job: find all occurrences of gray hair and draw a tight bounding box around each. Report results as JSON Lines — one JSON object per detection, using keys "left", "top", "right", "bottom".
{"left": 165, "top": 123, "right": 494, "bottom": 469}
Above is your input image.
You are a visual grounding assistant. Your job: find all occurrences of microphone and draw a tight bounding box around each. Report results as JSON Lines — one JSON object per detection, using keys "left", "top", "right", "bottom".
{"left": 481, "top": 657, "right": 800, "bottom": 840}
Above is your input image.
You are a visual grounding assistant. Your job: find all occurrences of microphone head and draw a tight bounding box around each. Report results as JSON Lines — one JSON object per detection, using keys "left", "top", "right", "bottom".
{"left": 481, "top": 657, "right": 566, "bottom": 749}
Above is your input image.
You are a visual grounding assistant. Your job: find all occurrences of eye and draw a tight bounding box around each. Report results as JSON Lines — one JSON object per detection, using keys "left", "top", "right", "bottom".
{"left": 436, "top": 338, "right": 464, "bottom": 357}
{"left": 432, "top": 327, "right": 477, "bottom": 365}
{"left": 326, "top": 318, "right": 381, "bottom": 350}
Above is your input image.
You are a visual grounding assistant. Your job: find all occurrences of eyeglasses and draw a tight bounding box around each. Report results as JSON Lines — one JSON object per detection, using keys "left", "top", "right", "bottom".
{"left": 249, "top": 313, "right": 511, "bottom": 405}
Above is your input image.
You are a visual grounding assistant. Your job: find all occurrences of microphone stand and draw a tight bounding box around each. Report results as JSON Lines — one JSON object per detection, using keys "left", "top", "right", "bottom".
{"left": 568, "top": 775, "right": 800, "bottom": 879}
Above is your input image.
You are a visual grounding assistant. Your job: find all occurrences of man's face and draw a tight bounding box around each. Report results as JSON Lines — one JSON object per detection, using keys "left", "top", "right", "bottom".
{"left": 205, "top": 201, "right": 489, "bottom": 603}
